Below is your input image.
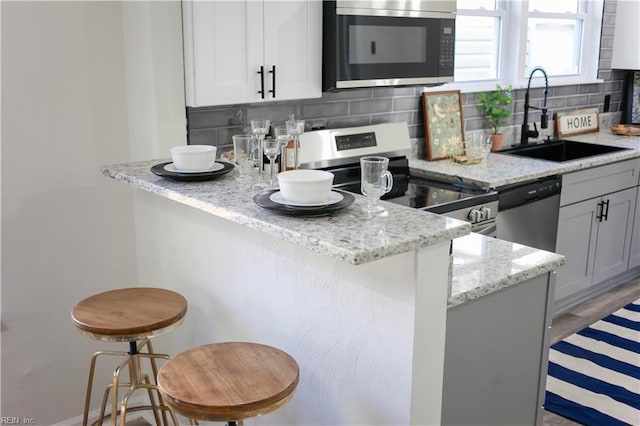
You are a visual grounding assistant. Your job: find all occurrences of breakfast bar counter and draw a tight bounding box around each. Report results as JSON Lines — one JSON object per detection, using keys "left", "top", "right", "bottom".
{"left": 102, "top": 159, "right": 564, "bottom": 425}
{"left": 103, "top": 159, "right": 470, "bottom": 265}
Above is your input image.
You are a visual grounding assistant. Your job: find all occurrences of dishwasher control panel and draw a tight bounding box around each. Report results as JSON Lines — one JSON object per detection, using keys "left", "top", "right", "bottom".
{"left": 498, "top": 176, "right": 562, "bottom": 211}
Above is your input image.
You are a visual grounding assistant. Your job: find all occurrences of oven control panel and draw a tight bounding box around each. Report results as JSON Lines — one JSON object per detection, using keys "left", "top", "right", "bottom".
{"left": 298, "top": 122, "right": 411, "bottom": 169}
{"left": 335, "top": 132, "right": 377, "bottom": 151}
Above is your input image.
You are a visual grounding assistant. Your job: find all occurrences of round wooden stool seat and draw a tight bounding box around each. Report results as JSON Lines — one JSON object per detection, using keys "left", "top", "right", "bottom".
{"left": 157, "top": 342, "right": 300, "bottom": 422}
{"left": 72, "top": 287, "right": 188, "bottom": 342}
{"left": 72, "top": 287, "right": 188, "bottom": 426}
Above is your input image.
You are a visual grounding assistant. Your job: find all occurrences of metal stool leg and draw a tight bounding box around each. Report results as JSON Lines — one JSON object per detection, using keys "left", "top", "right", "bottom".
{"left": 119, "top": 351, "right": 163, "bottom": 426}
{"left": 82, "top": 350, "right": 129, "bottom": 426}
{"left": 140, "top": 340, "right": 170, "bottom": 426}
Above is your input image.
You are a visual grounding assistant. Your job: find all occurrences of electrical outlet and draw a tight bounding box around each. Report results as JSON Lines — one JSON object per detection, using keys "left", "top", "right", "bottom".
{"left": 309, "top": 119, "right": 326, "bottom": 130}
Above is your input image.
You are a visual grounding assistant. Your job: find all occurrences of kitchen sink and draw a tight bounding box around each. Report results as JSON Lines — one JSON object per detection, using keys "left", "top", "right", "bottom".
{"left": 499, "top": 139, "right": 629, "bottom": 162}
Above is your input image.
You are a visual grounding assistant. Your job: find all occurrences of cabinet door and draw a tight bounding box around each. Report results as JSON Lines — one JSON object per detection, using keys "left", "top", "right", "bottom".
{"left": 628, "top": 187, "right": 640, "bottom": 270}
{"left": 182, "top": 1, "right": 264, "bottom": 106}
{"left": 555, "top": 198, "right": 598, "bottom": 301}
{"left": 182, "top": 0, "right": 321, "bottom": 106}
{"left": 593, "top": 187, "right": 636, "bottom": 283}
{"left": 263, "top": 1, "right": 322, "bottom": 101}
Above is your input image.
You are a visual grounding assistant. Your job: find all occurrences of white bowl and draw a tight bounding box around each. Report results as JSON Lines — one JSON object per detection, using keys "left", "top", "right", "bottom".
{"left": 170, "top": 145, "right": 217, "bottom": 172}
{"left": 277, "top": 170, "right": 335, "bottom": 204}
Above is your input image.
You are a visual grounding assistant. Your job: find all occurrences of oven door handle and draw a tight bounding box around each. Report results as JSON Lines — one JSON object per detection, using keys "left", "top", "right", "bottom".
{"left": 474, "top": 222, "right": 497, "bottom": 236}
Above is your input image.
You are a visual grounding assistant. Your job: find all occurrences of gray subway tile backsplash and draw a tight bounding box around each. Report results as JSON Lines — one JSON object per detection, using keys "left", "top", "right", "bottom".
{"left": 301, "top": 101, "right": 349, "bottom": 118}
{"left": 349, "top": 98, "right": 394, "bottom": 115}
{"left": 371, "top": 111, "right": 415, "bottom": 126}
{"left": 392, "top": 96, "right": 422, "bottom": 112}
{"left": 565, "top": 95, "right": 592, "bottom": 107}
{"left": 188, "top": 108, "right": 242, "bottom": 129}
{"left": 552, "top": 85, "right": 580, "bottom": 97}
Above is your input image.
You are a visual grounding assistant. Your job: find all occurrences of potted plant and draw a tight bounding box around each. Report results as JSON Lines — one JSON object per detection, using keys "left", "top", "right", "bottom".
{"left": 476, "top": 84, "right": 514, "bottom": 151}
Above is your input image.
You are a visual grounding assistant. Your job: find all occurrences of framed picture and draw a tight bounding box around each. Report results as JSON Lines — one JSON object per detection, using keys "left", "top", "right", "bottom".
{"left": 624, "top": 71, "right": 640, "bottom": 125}
{"left": 422, "top": 90, "right": 465, "bottom": 161}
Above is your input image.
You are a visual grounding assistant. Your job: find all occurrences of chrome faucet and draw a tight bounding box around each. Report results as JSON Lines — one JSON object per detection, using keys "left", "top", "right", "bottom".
{"left": 521, "top": 66, "right": 549, "bottom": 145}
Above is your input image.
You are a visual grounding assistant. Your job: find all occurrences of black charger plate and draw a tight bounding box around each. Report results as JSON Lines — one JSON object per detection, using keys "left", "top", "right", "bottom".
{"left": 150, "top": 161, "right": 234, "bottom": 182}
{"left": 253, "top": 189, "right": 355, "bottom": 216}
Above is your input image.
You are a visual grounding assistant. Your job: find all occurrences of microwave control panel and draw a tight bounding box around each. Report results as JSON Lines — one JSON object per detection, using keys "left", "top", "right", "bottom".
{"left": 439, "top": 22, "right": 455, "bottom": 72}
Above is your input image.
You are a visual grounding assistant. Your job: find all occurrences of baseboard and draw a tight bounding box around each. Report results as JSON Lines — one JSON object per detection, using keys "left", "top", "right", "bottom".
{"left": 553, "top": 267, "right": 640, "bottom": 315}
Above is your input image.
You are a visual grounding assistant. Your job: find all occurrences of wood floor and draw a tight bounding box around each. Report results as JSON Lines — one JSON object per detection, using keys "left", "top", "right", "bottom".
{"left": 542, "top": 276, "right": 640, "bottom": 426}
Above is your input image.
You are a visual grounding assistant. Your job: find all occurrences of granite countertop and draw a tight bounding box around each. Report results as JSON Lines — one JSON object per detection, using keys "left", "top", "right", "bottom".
{"left": 449, "top": 233, "right": 565, "bottom": 308}
{"left": 409, "top": 131, "right": 640, "bottom": 189}
{"left": 102, "top": 160, "right": 470, "bottom": 265}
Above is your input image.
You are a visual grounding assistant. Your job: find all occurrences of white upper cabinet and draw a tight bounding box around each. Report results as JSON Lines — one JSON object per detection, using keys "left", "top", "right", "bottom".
{"left": 182, "top": 0, "right": 322, "bottom": 107}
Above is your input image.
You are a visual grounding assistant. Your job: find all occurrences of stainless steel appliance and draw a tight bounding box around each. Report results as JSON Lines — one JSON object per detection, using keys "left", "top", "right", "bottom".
{"left": 496, "top": 177, "right": 562, "bottom": 251}
{"left": 322, "top": 0, "right": 456, "bottom": 91}
{"left": 299, "top": 122, "right": 498, "bottom": 234}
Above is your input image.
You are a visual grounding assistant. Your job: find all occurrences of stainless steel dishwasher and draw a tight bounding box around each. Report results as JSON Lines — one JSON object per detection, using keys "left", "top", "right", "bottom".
{"left": 496, "top": 176, "right": 562, "bottom": 252}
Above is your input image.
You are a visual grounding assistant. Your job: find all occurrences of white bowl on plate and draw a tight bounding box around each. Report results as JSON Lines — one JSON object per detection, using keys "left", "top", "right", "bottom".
{"left": 277, "top": 170, "right": 335, "bottom": 204}
{"left": 170, "top": 145, "right": 217, "bottom": 172}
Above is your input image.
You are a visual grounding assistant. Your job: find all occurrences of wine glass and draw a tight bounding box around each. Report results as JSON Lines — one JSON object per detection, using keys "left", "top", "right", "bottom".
{"left": 285, "top": 119, "right": 305, "bottom": 170}
{"left": 273, "top": 125, "right": 290, "bottom": 172}
{"left": 264, "top": 137, "right": 284, "bottom": 189}
{"left": 360, "top": 156, "right": 393, "bottom": 216}
{"left": 250, "top": 119, "right": 270, "bottom": 189}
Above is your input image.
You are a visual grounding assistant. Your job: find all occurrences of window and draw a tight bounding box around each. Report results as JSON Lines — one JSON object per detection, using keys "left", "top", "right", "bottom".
{"left": 451, "top": 0, "right": 603, "bottom": 91}
{"left": 455, "top": 1, "right": 503, "bottom": 82}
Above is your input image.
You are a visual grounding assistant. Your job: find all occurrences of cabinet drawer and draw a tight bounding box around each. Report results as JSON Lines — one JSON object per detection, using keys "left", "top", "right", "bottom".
{"left": 560, "top": 159, "right": 640, "bottom": 206}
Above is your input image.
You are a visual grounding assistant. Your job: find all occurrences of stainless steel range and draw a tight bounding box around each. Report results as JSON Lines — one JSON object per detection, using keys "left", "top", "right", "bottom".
{"left": 298, "top": 122, "right": 498, "bottom": 234}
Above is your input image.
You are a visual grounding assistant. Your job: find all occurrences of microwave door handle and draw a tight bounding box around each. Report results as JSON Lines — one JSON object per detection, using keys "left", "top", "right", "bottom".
{"left": 371, "top": 41, "right": 376, "bottom": 55}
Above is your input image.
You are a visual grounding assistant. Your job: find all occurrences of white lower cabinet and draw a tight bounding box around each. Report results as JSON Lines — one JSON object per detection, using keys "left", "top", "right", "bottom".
{"left": 555, "top": 187, "right": 637, "bottom": 301}
{"left": 182, "top": 0, "right": 322, "bottom": 107}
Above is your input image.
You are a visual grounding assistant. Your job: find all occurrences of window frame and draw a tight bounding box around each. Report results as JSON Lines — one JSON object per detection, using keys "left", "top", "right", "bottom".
{"left": 436, "top": 0, "right": 604, "bottom": 93}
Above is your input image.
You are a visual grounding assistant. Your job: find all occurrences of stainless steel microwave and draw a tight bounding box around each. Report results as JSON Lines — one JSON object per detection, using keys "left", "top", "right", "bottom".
{"left": 323, "top": 0, "right": 456, "bottom": 91}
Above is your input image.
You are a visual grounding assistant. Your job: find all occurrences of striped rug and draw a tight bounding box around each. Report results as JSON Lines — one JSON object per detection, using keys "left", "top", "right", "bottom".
{"left": 544, "top": 298, "right": 640, "bottom": 426}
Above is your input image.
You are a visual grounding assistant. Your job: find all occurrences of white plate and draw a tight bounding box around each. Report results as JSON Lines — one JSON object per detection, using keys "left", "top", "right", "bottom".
{"left": 269, "top": 190, "right": 344, "bottom": 207}
{"left": 164, "top": 162, "right": 224, "bottom": 173}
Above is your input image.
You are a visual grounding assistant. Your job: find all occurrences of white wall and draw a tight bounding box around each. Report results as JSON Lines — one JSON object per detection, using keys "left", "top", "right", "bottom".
{"left": 1, "top": 1, "right": 185, "bottom": 423}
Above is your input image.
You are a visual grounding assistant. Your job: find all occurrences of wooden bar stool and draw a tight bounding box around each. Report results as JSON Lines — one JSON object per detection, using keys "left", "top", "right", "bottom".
{"left": 72, "top": 287, "right": 188, "bottom": 426}
{"left": 157, "top": 342, "right": 299, "bottom": 425}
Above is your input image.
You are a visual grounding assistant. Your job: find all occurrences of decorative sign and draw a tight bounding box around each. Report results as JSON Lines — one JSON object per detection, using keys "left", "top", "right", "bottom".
{"left": 555, "top": 108, "right": 600, "bottom": 138}
{"left": 422, "top": 90, "right": 465, "bottom": 161}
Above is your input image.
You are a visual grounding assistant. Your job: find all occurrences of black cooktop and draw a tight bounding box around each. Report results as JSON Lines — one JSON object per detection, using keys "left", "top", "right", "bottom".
{"left": 325, "top": 157, "right": 498, "bottom": 213}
